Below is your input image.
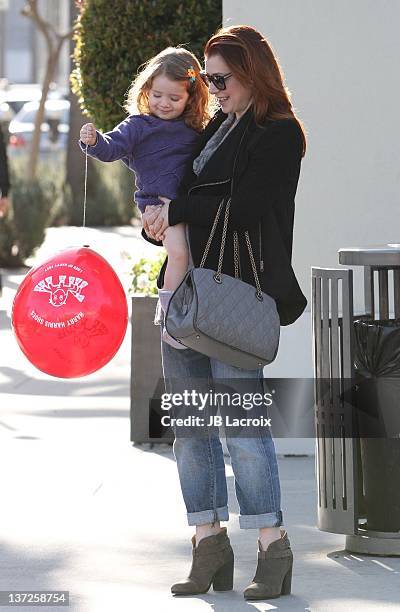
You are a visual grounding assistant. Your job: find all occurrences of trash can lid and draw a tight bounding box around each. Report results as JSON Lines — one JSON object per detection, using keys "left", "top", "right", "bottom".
{"left": 338, "top": 244, "right": 400, "bottom": 266}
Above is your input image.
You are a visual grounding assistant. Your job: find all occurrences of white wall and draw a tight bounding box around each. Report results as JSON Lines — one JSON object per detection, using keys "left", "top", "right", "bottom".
{"left": 2, "top": 0, "right": 70, "bottom": 86}
{"left": 223, "top": 0, "right": 400, "bottom": 365}
{"left": 223, "top": 1, "right": 400, "bottom": 453}
{"left": 36, "top": 0, "right": 70, "bottom": 87}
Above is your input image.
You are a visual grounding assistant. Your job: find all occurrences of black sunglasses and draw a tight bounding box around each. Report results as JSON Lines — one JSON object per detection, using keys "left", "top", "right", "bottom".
{"left": 200, "top": 71, "right": 233, "bottom": 91}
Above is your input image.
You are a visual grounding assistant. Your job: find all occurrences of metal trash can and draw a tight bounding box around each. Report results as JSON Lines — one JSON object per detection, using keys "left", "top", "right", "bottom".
{"left": 312, "top": 244, "right": 400, "bottom": 555}
{"left": 353, "top": 318, "right": 400, "bottom": 533}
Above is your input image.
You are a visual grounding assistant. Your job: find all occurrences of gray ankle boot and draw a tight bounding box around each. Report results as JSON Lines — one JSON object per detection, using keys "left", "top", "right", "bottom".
{"left": 243, "top": 529, "right": 293, "bottom": 600}
{"left": 171, "top": 527, "right": 234, "bottom": 595}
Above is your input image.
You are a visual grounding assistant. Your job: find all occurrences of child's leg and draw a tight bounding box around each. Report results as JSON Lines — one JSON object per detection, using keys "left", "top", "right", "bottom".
{"left": 162, "top": 223, "right": 189, "bottom": 291}
{"left": 157, "top": 222, "right": 189, "bottom": 350}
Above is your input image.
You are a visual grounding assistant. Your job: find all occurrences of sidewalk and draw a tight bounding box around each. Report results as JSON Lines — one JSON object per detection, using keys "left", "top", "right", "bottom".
{"left": 0, "top": 226, "right": 399, "bottom": 612}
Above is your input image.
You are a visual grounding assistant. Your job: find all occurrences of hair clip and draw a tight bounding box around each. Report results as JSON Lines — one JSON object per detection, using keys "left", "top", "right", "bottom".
{"left": 187, "top": 66, "right": 196, "bottom": 82}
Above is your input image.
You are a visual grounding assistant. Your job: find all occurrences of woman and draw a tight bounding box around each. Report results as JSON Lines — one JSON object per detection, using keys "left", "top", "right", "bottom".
{"left": 0, "top": 127, "right": 10, "bottom": 217}
{"left": 142, "top": 25, "right": 307, "bottom": 600}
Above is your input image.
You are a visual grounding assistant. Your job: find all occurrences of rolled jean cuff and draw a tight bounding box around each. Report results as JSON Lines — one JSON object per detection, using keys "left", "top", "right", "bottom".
{"left": 239, "top": 510, "right": 283, "bottom": 529}
{"left": 187, "top": 506, "right": 229, "bottom": 526}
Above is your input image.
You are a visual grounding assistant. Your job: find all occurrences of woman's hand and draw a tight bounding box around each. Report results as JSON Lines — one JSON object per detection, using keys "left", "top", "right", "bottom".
{"left": 142, "top": 205, "right": 164, "bottom": 241}
{"left": 152, "top": 200, "right": 170, "bottom": 241}
{"left": 0, "top": 196, "right": 9, "bottom": 217}
{"left": 80, "top": 123, "right": 97, "bottom": 146}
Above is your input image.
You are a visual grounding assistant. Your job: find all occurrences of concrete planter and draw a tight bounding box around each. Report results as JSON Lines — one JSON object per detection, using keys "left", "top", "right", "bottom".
{"left": 130, "top": 294, "right": 171, "bottom": 443}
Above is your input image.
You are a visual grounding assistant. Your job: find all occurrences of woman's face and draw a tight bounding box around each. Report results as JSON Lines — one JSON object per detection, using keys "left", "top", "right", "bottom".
{"left": 205, "top": 53, "right": 253, "bottom": 119}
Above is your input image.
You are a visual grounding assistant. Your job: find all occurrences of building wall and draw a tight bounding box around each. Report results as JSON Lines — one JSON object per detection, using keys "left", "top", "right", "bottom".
{"left": 35, "top": 0, "right": 70, "bottom": 87}
{"left": 223, "top": 0, "right": 400, "bottom": 367}
{"left": 223, "top": 0, "right": 400, "bottom": 453}
{"left": 1, "top": 0, "right": 70, "bottom": 86}
{"left": 2, "top": 0, "right": 34, "bottom": 82}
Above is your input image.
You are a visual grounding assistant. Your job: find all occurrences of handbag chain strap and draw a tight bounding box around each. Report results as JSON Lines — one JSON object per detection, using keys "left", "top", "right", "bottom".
{"left": 244, "top": 229, "right": 263, "bottom": 299}
{"left": 233, "top": 231, "right": 240, "bottom": 278}
{"left": 199, "top": 197, "right": 264, "bottom": 301}
{"left": 199, "top": 197, "right": 225, "bottom": 268}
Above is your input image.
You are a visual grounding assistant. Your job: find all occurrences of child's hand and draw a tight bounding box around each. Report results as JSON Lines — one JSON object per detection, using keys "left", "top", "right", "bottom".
{"left": 80, "top": 123, "right": 97, "bottom": 146}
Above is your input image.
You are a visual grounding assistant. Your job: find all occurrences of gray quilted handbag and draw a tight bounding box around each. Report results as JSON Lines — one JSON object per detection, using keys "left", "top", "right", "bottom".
{"left": 165, "top": 197, "right": 280, "bottom": 369}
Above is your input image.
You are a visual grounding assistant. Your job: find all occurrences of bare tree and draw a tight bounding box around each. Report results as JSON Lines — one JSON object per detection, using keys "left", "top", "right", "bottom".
{"left": 65, "top": 0, "right": 89, "bottom": 225}
{"left": 21, "top": 0, "right": 72, "bottom": 180}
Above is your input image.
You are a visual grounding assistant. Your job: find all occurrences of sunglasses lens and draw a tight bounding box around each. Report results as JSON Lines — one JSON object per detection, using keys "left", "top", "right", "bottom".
{"left": 201, "top": 73, "right": 227, "bottom": 90}
{"left": 209, "top": 76, "right": 226, "bottom": 90}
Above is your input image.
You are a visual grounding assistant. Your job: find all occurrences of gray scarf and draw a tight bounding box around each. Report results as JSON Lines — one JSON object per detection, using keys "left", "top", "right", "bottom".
{"left": 193, "top": 112, "right": 238, "bottom": 176}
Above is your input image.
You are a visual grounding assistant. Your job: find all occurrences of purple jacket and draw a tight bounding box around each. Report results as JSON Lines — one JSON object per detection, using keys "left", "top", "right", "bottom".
{"left": 79, "top": 114, "right": 199, "bottom": 212}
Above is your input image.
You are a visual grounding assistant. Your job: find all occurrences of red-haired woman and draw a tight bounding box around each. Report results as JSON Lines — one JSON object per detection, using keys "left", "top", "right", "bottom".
{"left": 143, "top": 25, "right": 307, "bottom": 600}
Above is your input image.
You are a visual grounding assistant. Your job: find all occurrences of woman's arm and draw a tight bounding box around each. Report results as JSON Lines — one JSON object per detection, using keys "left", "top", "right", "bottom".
{"left": 168, "top": 120, "right": 303, "bottom": 231}
{"left": 78, "top": 116, "right": 143, "bottom": 162}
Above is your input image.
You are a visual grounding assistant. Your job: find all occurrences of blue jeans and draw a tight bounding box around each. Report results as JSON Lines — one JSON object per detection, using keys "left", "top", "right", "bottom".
{"left": 160, "top": 327, "right": 283, "bottom": 529}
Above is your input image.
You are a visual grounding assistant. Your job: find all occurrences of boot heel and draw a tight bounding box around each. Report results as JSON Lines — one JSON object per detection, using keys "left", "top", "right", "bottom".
{"left": 281, "top": 566, "right": 292, "bottom": 595}
{"left": 212, "top": 556, "right": 234, "bottom": 591}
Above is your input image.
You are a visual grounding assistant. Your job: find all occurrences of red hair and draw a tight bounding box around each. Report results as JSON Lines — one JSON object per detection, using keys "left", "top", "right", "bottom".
{"left": 205, "top": 25, "right": 307, "bottom": 156}
{"left": 124, "top": 47, "right": 217, "bottom": 132}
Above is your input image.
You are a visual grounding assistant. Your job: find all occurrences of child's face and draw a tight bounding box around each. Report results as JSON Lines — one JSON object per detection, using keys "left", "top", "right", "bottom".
{"left": 148, "top": 73, "right": 190, "bottom": 120}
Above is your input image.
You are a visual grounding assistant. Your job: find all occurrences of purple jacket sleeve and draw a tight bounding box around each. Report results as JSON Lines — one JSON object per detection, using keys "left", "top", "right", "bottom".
{"left": 78, "top": 116, "right": 142, "bottom": 162}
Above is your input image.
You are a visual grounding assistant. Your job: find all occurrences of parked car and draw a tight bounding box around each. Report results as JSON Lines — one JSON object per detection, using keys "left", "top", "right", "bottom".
{"left": 0, "top": 102, "right": 15, "bottom": 125}
{"left": 8, "top": 99, "right": 70, "bottom": 155}
{"left": 0, "top": 83, "right": 68, "bottom": 114}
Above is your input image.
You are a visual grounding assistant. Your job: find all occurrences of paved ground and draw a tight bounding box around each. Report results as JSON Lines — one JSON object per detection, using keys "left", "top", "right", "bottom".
{"left": 0, "top": 226, "right": 399, "bottom": 612}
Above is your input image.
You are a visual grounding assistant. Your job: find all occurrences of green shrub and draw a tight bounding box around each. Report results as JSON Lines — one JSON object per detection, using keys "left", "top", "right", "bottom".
{"left": 8, "top": 153, "right": 136, "bottom": 229}
{"left": 71, "top": 0, "right": 222, "bottom": 131}
{"left": 0, "top": 160, "right": 135, "bottom": 266}
{"left": 0, "top": 169, "right": 54, "bottom": 266}
{"left": 9, "top": 154, "right": 66, "bottom": 227}
{"left": 65, "top": 158, "right": 135, "bottom": 226}
{"left": 128, "top": 251, "right": 166, "bottom": 296}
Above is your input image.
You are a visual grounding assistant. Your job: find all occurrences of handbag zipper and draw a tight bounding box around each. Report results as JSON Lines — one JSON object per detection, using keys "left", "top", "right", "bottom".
{"left": 188, "top": 177, "right": 231, "bottom": 195}
{"left": 192, "top": 139, "right": 266, "bottom": 274}
{"left": 259, "top": 222, "right": 264, "bottom": 272}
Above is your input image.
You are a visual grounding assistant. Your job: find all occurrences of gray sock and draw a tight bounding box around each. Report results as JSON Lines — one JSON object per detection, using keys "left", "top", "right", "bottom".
{"left": 158, "top": 289, "right": 187, "bottom": 350}
{"left": 158, "top": 288, "right": 174, "bottom": 313}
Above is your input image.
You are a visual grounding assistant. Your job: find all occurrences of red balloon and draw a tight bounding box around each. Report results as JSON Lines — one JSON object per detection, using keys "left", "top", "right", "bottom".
{"left": 12, "top": 246, "right": 128, "bottom": 378}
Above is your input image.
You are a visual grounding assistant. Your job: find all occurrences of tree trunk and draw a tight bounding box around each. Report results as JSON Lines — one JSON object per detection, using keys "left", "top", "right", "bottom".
{"left": 27, "top": 49, "right": 58, "bottom": 180}
{"left": 22, "top": 1, "right": 72, "bottom": 181}
{"left": 66, "top": 0, "right": 88, "bottom": 225}
{"left": 66, "top": 91, "right": 89, "bottom": 225}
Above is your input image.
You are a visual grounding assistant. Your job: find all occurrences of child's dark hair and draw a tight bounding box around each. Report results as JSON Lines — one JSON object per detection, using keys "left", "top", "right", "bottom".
{"left": 124, "top": 47, "right": 217, "bottom": 132}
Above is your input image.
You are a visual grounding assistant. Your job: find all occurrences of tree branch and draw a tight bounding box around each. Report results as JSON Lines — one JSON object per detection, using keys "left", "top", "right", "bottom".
{"left": 20, "top": 0, "right": 73, "bottom": 179}
{"left": 21, "top": 0, "right": 72, "bottom": 51}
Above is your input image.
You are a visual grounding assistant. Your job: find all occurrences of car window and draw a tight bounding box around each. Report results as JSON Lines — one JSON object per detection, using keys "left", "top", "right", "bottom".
{"left": 60, "top": 108, "right": 68, "bottom": 123}
{"left": 15, "top": 107, "right": 69, "bottom": 124}
{"left": 17, "top": 108, "right": 36, "bottom": 123}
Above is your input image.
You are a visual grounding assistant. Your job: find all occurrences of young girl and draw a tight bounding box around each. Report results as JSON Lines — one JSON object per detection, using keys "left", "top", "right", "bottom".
{"left": 79, "top": 47, "right": 214, "bottom": 348}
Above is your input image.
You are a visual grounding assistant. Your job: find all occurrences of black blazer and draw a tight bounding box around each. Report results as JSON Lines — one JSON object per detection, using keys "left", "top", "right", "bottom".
{"left": 0, "top": 129, "right": 10, "bottom": 198}
{"left": 142, "top": 105, "right": 307, "bottom": 326}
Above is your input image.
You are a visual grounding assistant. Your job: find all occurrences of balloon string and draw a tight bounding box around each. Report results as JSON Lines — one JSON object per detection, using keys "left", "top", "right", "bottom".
{"left": 83, "top": 126, "right": 89, "bottom": 229}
